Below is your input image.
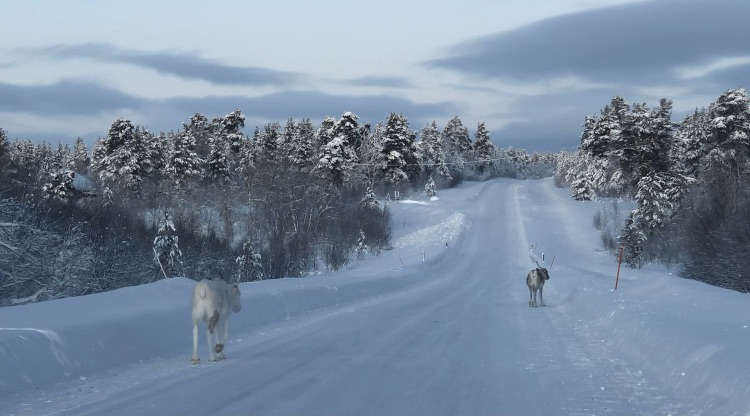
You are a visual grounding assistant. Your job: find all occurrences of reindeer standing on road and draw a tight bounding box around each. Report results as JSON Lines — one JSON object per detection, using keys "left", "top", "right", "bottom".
{"left": 526, "top": 256, "right": 550, "bottom": 307}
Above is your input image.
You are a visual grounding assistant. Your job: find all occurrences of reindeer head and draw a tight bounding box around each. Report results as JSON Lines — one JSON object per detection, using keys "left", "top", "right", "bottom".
{"left": 530, "top": 255, "right": 550, "bottom": 280}
{"left": 537, "top": 267, "right": 550, "bottom": 281}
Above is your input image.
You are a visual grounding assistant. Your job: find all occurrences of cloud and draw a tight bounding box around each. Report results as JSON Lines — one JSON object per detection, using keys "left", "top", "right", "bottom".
{"left": 344, "top": 75, "right": 414, "bottom": 89}
{"left": 15, "top": 43, "right": 301, "bottom": 87}
{"left": 427, "top": 0, "right": 750, "bottom": 86}
{"left": 0, "top": 80, "right": 457, "bottom": 143}
{"left": 0, "top": 80, "right": 143, "bottom": 116}
{"left": 148, "top": 90, "right": 457, "bottom": 130}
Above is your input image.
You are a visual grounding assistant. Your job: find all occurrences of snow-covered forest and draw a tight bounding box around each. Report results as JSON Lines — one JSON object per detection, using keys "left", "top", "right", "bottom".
{"left": 556, "top": 87, "right": 750, "bottom": 293}
{"left": 0, "top": 111, "right": 553, "bottom": 305}
{"left": 2, "top": 86, "right": 749, "bottom": 306}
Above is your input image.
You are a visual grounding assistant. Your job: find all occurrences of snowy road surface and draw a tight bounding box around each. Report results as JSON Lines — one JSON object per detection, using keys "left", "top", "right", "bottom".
{"left": 2, "top": 178, "right": 749, "bottom": 415}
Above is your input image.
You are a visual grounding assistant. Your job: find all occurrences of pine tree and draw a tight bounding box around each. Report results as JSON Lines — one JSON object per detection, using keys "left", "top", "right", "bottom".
{"left": 621, "top": 214, "right": 646, "bottom": 268}
{"left": 379, "top": 112, "right": 415, "bottom": 185}
{"left": 315, "top": 114, "right": 359, "bottom": 186}
{"left": 674, "top": 108, "right": 709, "bottom": 176}
{"left": 0, "top": 128, "right": 8, "bottom": 164}
{"left": 360, "top": 186, "right": 381, "bottom": 211}
{"left": 444, "top": 116, "right": 472, "bottom": 158}
{"left": 334, "top": 112, "right": 364, "bottom": 156}
{"left": 42, "top": 170, "right": 77, "bottom": 201}
{"left": 153, "top": 212, "right": 182, "bottom": 278}
{"left": 425, "top": 176, "right": 437, "bottom": 197}
{"left": 206, "top": 131, "right": 232, "bottom": 183}
{"left": 289, "top": 118, "right": 315, "bottom": 170}
{"left": 316, "top": 116, "right": 336, "bottom": 153}
{"left": 236, "top": 238, "right": 262, "bottom": 282}
{"left": 72, "top": 137, "right": 90, "bottom": 173}
{"left": 708, "top": 88, "right": 750, "bottom": 158}
{"left": 472, "top": 122, "right": 496, "bottom": 176}
{"left": 221, "top": 109, "right": 246, "bottom": 154}
{"left": 167, "top": 130, "right": 202, "bottom": 188}
{"left": 255, "top": 122, "right": 281, "bottom": 163}
{"left": 91, "top": 118, "right": 146, "bottom": 191}
{"left": 184, "top": 113, "right": 212, "bottom": 159}
{"left": 356, "top": 229, "right": 368, "bottom": 260}
{"left": 417, "top": 121, "right": 451, "bottom": 183}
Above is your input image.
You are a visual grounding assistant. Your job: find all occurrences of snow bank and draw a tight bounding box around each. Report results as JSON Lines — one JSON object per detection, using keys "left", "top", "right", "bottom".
{"left": 0, "top": 195, "right": 468, "bottom": 397}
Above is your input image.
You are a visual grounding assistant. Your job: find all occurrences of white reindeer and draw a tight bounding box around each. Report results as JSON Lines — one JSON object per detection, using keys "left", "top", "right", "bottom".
{"left": 526, "top": 267, "right": 550, "bottom": 307}
{"left": 191, "top": 279, "right": 241, "bottom": 364}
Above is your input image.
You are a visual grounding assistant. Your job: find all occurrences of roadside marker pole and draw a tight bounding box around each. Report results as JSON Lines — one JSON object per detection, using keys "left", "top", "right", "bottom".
{"left": 615, "top": 246, "right": 624, "bottom": 290}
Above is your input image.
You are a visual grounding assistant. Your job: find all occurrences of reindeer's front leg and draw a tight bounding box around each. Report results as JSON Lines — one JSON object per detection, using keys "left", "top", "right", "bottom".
{"left": 528, "top": 287, "right": 534, "bottom": 307}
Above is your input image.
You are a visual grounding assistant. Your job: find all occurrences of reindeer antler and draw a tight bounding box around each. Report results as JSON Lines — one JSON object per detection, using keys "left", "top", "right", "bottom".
{"left": 529, "top": 255, "right": 542, "bottom": 269}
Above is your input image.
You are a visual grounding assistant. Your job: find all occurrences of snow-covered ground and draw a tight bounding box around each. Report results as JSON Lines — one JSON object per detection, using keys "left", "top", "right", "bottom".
{"left": 1, "top": 178, "right": 749, "bottom": 415}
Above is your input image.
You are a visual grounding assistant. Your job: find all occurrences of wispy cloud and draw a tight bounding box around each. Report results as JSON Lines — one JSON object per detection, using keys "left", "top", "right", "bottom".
{"left": 0, "top": 79, "right": 142, "bottom": 116}
{"left": 0, "top": 79, "right": 457, "bottom": 142}
{"left": 15, "top": 43, "right": 302, "bottom": 87}
{"left": 426, "top": 0, "right": 750, "bottom": 87}
{"left": 344, "top": 75, "right": 414, "bottom": 89}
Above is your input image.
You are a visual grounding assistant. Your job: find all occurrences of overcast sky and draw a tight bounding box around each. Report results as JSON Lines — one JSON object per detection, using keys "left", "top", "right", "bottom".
{"left": 2, "top": 0, "right": 749, "bottom": 152}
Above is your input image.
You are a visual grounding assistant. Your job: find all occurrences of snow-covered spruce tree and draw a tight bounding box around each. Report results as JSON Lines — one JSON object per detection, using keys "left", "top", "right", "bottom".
{"left": 442, "top": 116, "right": 473, "bottom": 180}
{"left": 576, "top": 96, "right": 631, "bottom": 197}
{"left": 416, "top": 121, "right": 451, "bottom": 185}
{"left": 235, "top": 127, "right": 259, "bottom": 180}
{"left": 42, "top": 170, "right": 77, "bottom": 201}
{"left": 425, "top": 176, "right": 437, "bottom": 197}
{"left": 358, "top": 121, "right": 385, "bottom": 183}
{"left": 205, "top": 129, "right": 232, "bottom": 184}
{"left": 316, "top": 116, "right": 336, "bottom": 153}
{"left": 91, "top": 119, "right": 146, "bottom": 192}
{"left": 53, "top": 142, "right": 73, "bottom": 172}
{"left": 279, "top": 118, "right": 297, "bottom": 163}
{"left": 166, "top": 130, "right": 202, "bottom": 188}
{"left": 707, "top": 88, "right": 750, "bottom": 161}
{"left": 72, "top": 137, "right": 90, "bottom": 174}
{"left": 356, "top": 229, "right": 368, "bottom": 260}
{"left": 443, "top": 116, "right": 473, "bottom": 159}
{"left": 612, "top": 100, "right": 674, "bottom": 194}
{"left": 378, "top": 112, "right": 417, "bottom": 186}
{"left": 236, "top": 238, "right": 263, "bottom": 282}
{"left": 315, "top": 114, "right": 359, "bottom": 187}
{"left": 675, "top": 89, "right": 750, "bottom": 291}
{"left": 220, "top": 109, "right": 246, "bottom": 154}
{"left": 153, "top": 212, "right": 182, "bottom": 278}
{"left": 255, "top": 122, "right": 282, "bottom": 163}
{"left": 290, "top": 118, "right": 316, "bottom": 171}
{"left": 699, "top": 88, "right": 750, "bottom": 210}
{"left": 334, "top": 112, "right": 364, "bottom": 157}
{"left": 621, "top": 214, "right": 646, "bottom": 268}
{"left": 472, "top": 122, "right": 496, "bottom": 177}
{"left": 360, "top": 186, "right": 380, "bottom": 210}
{"left": 674, "top": 108, "right": 710, "bottom": 177}
{"left": 358, "top": 186, "right": 390, "bottom": 253}
{"left": 0, "top": 127, "right": 8, "bottom": 164}
{"left": 183, "top": 113, "right": 213, "bottom": 160}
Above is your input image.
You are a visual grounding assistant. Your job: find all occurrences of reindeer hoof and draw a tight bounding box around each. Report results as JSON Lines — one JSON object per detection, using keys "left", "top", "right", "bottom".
{"left": 214, "top": 343, "right": 224, "bottom": 353}
{"left": 191, "top": 357, "right": 200, "bottom": 365}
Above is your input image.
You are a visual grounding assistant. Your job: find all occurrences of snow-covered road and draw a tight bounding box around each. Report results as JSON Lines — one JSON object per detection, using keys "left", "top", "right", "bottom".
{"left": 2, "top": 178, "right": 749, "bottom": 415}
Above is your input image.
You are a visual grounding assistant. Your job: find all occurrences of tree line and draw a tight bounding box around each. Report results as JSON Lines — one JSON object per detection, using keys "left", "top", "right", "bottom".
{"left": 556, "top": 88, "right": 750, "bottom": 293}
{"left": 0, "top": 110, "right": 553, "bottom": 305}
